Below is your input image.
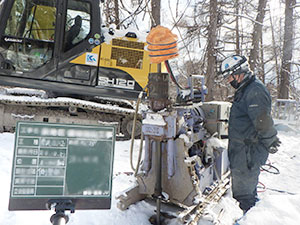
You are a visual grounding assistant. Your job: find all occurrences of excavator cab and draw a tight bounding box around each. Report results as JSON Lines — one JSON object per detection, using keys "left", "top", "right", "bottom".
{"left": 0, "top": 0, "right": 95, "bottom": 73}
{"left": 0, "top": 0, "right": 150, "bottom": 100}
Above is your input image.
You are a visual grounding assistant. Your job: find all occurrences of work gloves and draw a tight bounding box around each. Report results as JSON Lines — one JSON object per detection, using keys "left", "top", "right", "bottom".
{"left": 268, "top": 137, "right": 281, "bottom": 154}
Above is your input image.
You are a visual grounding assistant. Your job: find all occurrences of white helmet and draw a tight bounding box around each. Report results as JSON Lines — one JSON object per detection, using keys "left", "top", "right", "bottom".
{"left": 219, "top": 55, "right": 249, "bottom": 79}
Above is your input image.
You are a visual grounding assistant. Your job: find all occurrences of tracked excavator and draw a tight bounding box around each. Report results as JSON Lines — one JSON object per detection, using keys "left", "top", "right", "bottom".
{"left": 0, "top": 0, "right": 160, "bottom": 138}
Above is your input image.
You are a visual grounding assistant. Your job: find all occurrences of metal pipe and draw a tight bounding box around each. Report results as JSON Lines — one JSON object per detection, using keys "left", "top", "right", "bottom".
{"left": 167, "top": 139, "right": 175, "bottom": 179}
{"left": 141, "top": 136, "right": 151, "bottom": 173}
{"left": 155, "top": 140, "right": 162, "bottom": 225}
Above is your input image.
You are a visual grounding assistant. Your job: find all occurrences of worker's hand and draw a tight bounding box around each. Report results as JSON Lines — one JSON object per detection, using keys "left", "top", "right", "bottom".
{"left": 268, "top": 137, "right": 281, "bottom": 154}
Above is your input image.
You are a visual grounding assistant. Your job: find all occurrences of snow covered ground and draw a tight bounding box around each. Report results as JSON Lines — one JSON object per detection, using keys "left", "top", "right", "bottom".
{"left": 0, "top": 123, "right": 300, "bottom": 225}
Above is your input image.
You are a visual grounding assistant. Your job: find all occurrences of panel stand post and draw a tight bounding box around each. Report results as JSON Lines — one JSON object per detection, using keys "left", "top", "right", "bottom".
{"left": 50, "top": 212, "right": 69, "bottom": 225}
{"left": 47, "top": 200, "right": 75, "bottom": 225}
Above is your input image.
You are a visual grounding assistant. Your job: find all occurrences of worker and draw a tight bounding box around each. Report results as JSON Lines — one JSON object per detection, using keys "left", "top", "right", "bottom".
{"left": 65, "top": 15, "right": 82, "bottom": 51}
{"left": 218, "top": 55, "right": 281, "bottom": 213}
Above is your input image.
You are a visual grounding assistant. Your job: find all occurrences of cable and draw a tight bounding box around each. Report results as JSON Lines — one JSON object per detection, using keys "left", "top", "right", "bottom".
{"left": 257, "top": 181, "right": 266, "bottom": 193}
{"left": 260, "top": 163, "right": 280, "bottom": 175}
{"left": 164, "top": 60, "right": 185, "bottom": 90}
{"left": 129, "top": 90, "right": 143, "bottom": 172}
{"left": 257, "top": 160, "right": 297, "bottom": 195}
{"left": 265, "top": 187, "right": 298, "bottom": 195}
{"left": 258, "top": 181, "right": 298, "bottom": 195}
{"left": 134, "top": 132, "right": 144, "bottom": 177}
{"left": 129, "top": 85, "right": 148, "bottom": 173}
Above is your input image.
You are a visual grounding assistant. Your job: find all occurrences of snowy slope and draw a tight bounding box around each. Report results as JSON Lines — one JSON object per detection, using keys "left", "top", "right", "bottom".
{"left": 0, "top": 127, "right": 300, "bottom": 225}
{"left": 238, "top": 130, "right": 300, "bottom": 225}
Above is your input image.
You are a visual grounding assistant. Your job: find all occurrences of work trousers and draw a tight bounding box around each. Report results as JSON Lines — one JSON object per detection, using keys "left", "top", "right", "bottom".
{"left": 228, "top": 141, "right": 268, "bottom": 212}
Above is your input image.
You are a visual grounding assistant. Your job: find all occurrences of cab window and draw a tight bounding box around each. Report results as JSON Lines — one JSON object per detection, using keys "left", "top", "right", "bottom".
{"left": 64, "top": 0, "right": 91, "bottom": 52}
{"left": 2, "top": 0, "right": 56, "bottom": 71}
{"left": 5, "top": 0, "right": 56, "bottom": 41}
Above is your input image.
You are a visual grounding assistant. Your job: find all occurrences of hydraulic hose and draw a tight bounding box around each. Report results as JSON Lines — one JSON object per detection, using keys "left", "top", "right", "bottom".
{"left": 134, "top": 132, "right": 144, "bottom": 177}
{"left": 165, "top": 60, "right": 184, "bottom": 90}
{"left": 129, "top": 90, "right": 145, "bottom": 174}
{"left": 260, "top": 163, "right": 280, "bottom": 175}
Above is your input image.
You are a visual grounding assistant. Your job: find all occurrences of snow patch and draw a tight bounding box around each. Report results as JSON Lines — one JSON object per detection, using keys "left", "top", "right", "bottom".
{"left": 143, "top": 113, "right": 166, "bottom": 126}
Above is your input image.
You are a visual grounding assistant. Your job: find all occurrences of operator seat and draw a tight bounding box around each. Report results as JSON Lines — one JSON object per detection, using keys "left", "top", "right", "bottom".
{"left": 65, "top": 15, "right": 82, "bottom": 51}
{"left": 0, "top": 53, "right": 14, "bottom": 70}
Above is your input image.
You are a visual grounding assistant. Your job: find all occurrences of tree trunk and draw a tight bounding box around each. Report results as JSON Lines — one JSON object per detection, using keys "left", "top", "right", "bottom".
{"left": 235, "top": 0, "right": 240, "bottom": 55}
{"left": 259, "top": 31, "right": 265, "bottom": 83}
{"left": 151, "top": 0, "right": 161, "bottom": 27}
{"left": 114, "top": 0, "right": 120, "bottom": 29}
{"left": 205, "top": 0, "right": 218, "bottom": 101}
{"left": 103, "top": 0, "right": 120, "bottom": 28}
{"left": 249, "top": 0, "right": 268, "bottom": 73}
{"left": 269, "top": 12, "right": 280, "bottom": 86}
{"left": 278, "top": 0, "right": 295, "bottom": 99}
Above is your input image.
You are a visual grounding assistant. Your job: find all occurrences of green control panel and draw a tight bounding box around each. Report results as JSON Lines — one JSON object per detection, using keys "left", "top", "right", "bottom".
{"left": 9, "top": 122, "right": 115, "bottom": 210}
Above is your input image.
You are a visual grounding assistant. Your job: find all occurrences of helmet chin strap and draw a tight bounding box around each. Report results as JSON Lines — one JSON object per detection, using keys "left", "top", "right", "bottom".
{"left": 230, "top": 72, "right": 254, "bottom": 90}
{"left": 229, "top": 74, "right": 241, "bottom": 89}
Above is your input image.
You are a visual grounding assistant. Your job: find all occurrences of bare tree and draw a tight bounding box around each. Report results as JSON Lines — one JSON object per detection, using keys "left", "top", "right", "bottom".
{"left": 278, "top": 0, "right": 296, "bottom": 99}
{"left": 103, "top": 0, "right": 120, "bottom": 28}
{"left": 249, "top": 0, "right": 268, "bottom": 76}
{"left": 269, "top": 10, "right": 280, "bottom": 86}
{"left": 151, "top": 0, "right": 161, "bottom": 27}
{"left": 259, "top": 29, "right": 265, "bottom": 83}
{"left": 114, "top": 0, "right": 120, "bottom": 29}
{"left": 235, "top": 0, "right": 241, "bottom": 55}
{"left": 206, "top": 0, "right": 219, "bottom": 101}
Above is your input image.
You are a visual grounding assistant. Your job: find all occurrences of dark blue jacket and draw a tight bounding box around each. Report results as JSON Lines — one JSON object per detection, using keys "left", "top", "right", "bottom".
{"left": 228, "top": 75, "right": 277, "bottom": 169}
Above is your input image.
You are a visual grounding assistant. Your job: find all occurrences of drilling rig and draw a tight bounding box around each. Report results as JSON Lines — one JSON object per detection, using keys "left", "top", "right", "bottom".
{"left": 116, "top": 26, "right": 232, "bottom": 224}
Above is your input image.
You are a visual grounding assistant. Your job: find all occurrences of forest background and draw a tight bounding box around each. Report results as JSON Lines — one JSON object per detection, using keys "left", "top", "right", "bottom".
{"left": 102, "top": 0, "right": 300, "bottom": 102}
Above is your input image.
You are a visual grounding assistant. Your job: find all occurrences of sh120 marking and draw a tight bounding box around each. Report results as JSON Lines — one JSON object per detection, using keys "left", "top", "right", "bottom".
{"left": 98, "top": 77, "right": 135, "bottom": 90}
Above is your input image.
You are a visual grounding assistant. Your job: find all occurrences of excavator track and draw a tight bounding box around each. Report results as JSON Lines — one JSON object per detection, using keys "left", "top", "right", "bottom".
{"left": 0, "top": 91, "right": 141, "bottom": 139}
